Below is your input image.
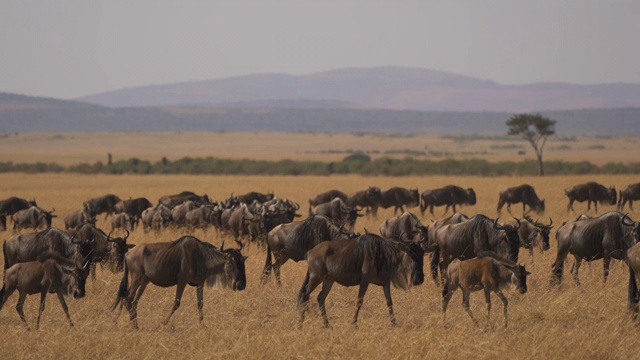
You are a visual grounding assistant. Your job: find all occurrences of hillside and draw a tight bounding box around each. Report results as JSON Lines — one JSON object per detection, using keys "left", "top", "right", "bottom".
{"left": 76, "top": 67, "right": 640, "bottom": 112}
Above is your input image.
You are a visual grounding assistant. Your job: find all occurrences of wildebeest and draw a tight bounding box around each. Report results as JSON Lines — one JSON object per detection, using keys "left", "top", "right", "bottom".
{"left": 262, "top": 215, "right": 357, "bottom": 286}
{"left": 158, "top": 191, "right": 210, "bottom": 209}
{"left": 140, "top": 204, "right": 172, "bottom": 232}
{"left": 551, "top": 211, "right": 639, "bottom": 285}
{"left": 64, "top": 206, "right": 96, "bottom": 229}
{"left": 111, "top": 236, "right": 246, "bottom": 329}
{"left": 114, "top": 197, "right": 153, "bottom": 226}
{"left": 0, "top": 216, "right": 6, "bottom": 232}
{"left": 11, "top": 206, "right": 56, "bottom": 231}
{"left": 618, "top": 183, "right": 640, "bottom": 212}
{"left": 347, "top": 186, "right": 382, "bottom": 218}
{"left": 0, "top": 251, "right": 89, "bottom": 330}
{"left": 626, "top": 242, "right": 640, "bottom": 315}
{"left": 497, "top": 184, "right": 545, "bottom": 216}
{"left": 432, "top": 215, "right": 521, "bottom": 285}
{"left": 235, "top": 191, "right": 275, "bottom": 205}
{"left": 170, "top": 200, "right": 198, "bottom": 227}
{"left": 298, "top": 234, "right": 425, "bottom": 328}
{"left": 565, "top": 181, "right": 616, "bottom": 213}
{"left": 311, "top": 197, "right": 362, "bottom": 230}
{"left": 420, "top": 185, "right": 476, "bottom": 216}
{"left": 0, "top": 196, "right": 37, "bottom": 217}
{"left": 111, "top": 213, "right": 135, "bottom": 232}
{"left": 185, "top": 204, "right": 220, "bottom": 232}
{"left": 83, "top": 194, "right": 122, "bottom": 220}
{"left": 380, "top": 187, "right": 420, "bottom": 215}
{"left": 379, "top": 211, "right": 428, "bottom": 243}
{"left": 442, "top": 251, "right": 530, "bottom": 327}
{"left": 510, "top": 216, "right": 553, "bottom": 262}
{"left": 308, "top": 189, "right": 348, "bottom": 215}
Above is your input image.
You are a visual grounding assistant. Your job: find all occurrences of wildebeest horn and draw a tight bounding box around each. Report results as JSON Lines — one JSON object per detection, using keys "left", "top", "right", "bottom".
{"left": 106, "top": 229, "right": 114, "bottom": 242}
{"left": 513, "top": 217, "right": 521, "bottom": 229}
{"left": 547, "top": 217, "right": 553, "bottom": 228}
{"left": 493, "top": 218, "right": 502, "bottom": 230}
{"left": 293, "top": 202, "right": 300, "bottom": 210}
{"left": 235, "top": 239, "right": 244, "bottom": 251}
{"left": 50, "top": 207, "right": 56, "bottom": 214}
{"left": 220, "top": 240, "right": 225, "bottom": 252}
{"left": 71, "top": 235, "right": 83, "bottom": 244}
{"left": 364, "top": 227, "right": 369, "bottom": 234}
{"left": 622, "top": 213, "right": 636, "bottom": 227}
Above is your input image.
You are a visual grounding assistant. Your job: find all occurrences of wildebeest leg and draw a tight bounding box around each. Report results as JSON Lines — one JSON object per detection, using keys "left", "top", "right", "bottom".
{"left": 382, "top": 281, "right": 396, "bottom": 327}
{"left": 196, "top": 285, "right": 204, "bottom": 324}
{"left": 567, "top": 199, "right": 574, "bottom": 213}
{"left": 127, "top": 277, "right": 149, "bottom": 329}
{"left": 444, "top": 205, "right": 451, "bottom": 216}
{"left": 317, "top": 279, "right": 334, "bottom": 328}
{"left": 506, "top": 203, "right": 512, "bottom": 215}
{"left": 298, "top": 272, "right": 323, "bottom": 326}
{"left": 462, "top": 288, "right": 477, "bottom": 325}
{"left": 297, "top": 271, "right": 311, "bottom": 306}
{"left": 603, "top": 257, "right": 612, "bottom": 284}
{"left": 36, "top": 290, "right": 47, "bottom": 330}
{"left": 495, "top": 290, "right": 508, "bottom": 327}
{"left": 522, "top": 203, "right": 527, "bottom": 216}
{"left": 629, "top": 200, "right": 634, "bottom": 212}
{"left": 442, "top": 284, "right": 455, "bottom": 323}
{"left": 162, "top": 281, "right": 186, "bottom": 325}
{"left": 571, "top": 257, "right": 583, "bottom": 286}
{"left": 352, "top": 281, "right": 370, "bottom": 327}
{"left": 594, "top": 201, "right": 598, "bottom": 214}
{"left": 16, "top": 291, "right": 31, "bottom": 330}
{"left": 56, "top": 291, "right": 73, "bottom": 327}
{"left": 429, "top": 205, "right": 434, "bottom": 216}
{"left": 90, "top": 262, "right": 97, "bottom": 281}
{"left": 483, "top": 287, "right": 492, "bottom": 327}
{"left": 529, "top": 246, "right": 535, "bottom": 264}
{"left": 273, "top": 254, "right": 289, "bottom": 287}
{"left": 587, "top": 200, "right": 592, "bottom": 212}
{"left": 551, "top": 243, "right": 571, "bottom": 284}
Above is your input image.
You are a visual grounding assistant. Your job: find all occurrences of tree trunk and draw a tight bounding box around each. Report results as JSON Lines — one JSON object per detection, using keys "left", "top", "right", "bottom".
{"left": 536, "top": 151, "right": 544, "bottom": 176}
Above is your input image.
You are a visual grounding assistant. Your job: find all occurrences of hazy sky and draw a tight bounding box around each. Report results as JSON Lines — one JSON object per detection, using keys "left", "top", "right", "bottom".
{"left": 1, "top": 0, "right": 639, "bottom": 99}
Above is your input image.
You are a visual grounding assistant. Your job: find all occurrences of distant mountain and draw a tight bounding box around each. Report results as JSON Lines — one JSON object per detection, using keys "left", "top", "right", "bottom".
{"left": 76, "top": 67, "right": 640, "bottom": 112}
{"left": 1, "top": 92, "right": 639, "bottom": 136}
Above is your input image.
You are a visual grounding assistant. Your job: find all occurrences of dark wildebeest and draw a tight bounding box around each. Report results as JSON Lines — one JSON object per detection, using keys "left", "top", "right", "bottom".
{"left": 158, "top": 191, "right": 210, "bottom": 209}
{"left": 236, "top": 191, "right": 275, "bottom": 205}
{"left": 185, "top": 205, "right": 219, "bottom": 232}
{"left": 0, "top": 216, "right": 6, "bottom": 232}
{"left": 262, "top": 215, "right": 357, "bottom": 286}
{"left": 11, "top": 206, "right": 56, "bottom": 231}
{"left": 64, "top": 206, "right": 96, "bottom": 229}
{"left": 308, "top": 190, "right": 348, "bottom": 215}
{"left": 618, "top": 183, "right": 640, "bottom": 212}
{"left": 311, "top": 197, "right": 362, "bottom": 230}
{"left": 420, "top": 185, "right": 476, "bottom": 217}
{"left": 0, "top": 252, "right": 89, "bottom": 330}
{"left": 551, "top": 211, "right": 639, "bottom": 285}
{"left": 111, "top": 213, "right": 135, "bottom": 232}
{"left": 626, "top": 242, "right": 640, "bottom": 315}
{"left": 497, "top": 184, "right": 545, "bottom": 216}
{"left": 442, "top": 251, "right": 530, "bottom": 328}
{"left": 380, "top": 187, "right": 420, "bottom": 215}
{"left": 171, "top": 200, "right": 198, "bottom": 227}
{"left": 140, "top": 204, "right": 172, "bottom": 232}
{"left": 298, "top": 234, "right": 425, "bottom": 328}
{"left": 83, "top": 194, "right": 121, "bottom": 220}
{"left": 227, "top": 203, "right": 261, "bottom": 243}
{"left": 432, "top": 215, "right": 521, "bottom": 285}
{"left": 347, "top": 186, "right": 382, "bottom": 218}
{"left": 111, "top": 237, "right": 246, "bottom": 329}
{"left": 426, "top": 213, "right": 470, "bottom": 282}
{"left": 114, "top": 197, "right": 153, "bottom": 226}
{"left": 565, "top": 181, "right": 616, "bottom": 213}
{"left": 379, "top": 211, "right": 428, "bottom": 243}
{"left": 0, "top": 196, "right": 37, "bottom": 217}
{"left": 509, "top": 216, "right": 553, "bottom": 263}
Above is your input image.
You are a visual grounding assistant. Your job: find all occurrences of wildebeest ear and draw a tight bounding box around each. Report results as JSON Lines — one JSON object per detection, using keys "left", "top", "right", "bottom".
{"left": 127, "top": 244, "right": 135, "bottom": 249}
{"left": 243, "top": 256, "right": 249, "bottom": 261}
{"left": 525, "top": 271, "right": 532, "bottom": 275}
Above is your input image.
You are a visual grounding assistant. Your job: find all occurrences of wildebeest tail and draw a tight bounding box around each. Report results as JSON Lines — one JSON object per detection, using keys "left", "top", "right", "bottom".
{"left": 263, "top": 243, "right": 273, "bottom": 275}
{"left": 628, "top": 264, "right": 639, "bottom": 315}
{"left": 618, "top": 190, "right": 623, "bottom": 210}
{"left": 0, "top": 283, "right": 5, "bottom": 311}
{"left": 2, "top": 240, "right": 8, "bottom": 274}
{"left": 111, "top": 258, "right": 129, "bottom": 311}
{"left": 430, "top": 246, "right": 440, "bottom": 284}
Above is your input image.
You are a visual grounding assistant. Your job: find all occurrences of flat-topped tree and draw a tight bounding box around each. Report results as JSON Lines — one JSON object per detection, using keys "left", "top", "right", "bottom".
{"left": 506, "top": 113, "right": 556, "bottom": 176}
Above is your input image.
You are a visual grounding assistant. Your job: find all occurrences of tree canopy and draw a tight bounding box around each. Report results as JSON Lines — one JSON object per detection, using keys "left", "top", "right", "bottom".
{"left": 506, "top": 113, "right": 556, "bottom": 176}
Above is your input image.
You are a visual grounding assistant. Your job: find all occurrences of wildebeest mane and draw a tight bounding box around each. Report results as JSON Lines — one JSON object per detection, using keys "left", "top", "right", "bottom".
{"left": 167, "top": 236, "right": 231, "bottom": 288}
{"left": 298, "top": 215, "right": 343, "bottom": 250}
{"left": 356, "top": 234, "right": 408, "bottom": 289}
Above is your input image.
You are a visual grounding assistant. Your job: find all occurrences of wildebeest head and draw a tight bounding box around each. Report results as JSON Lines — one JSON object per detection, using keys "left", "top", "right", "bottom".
{"left": 67, "top": 238, "right": 94, "bottom": 299}
{"left": 508, "top": 263, "right": 531, "bottom": 294}
{"left": 219, "top": 240, "right": 247, "bottom": 291}
{"left": 396, "top": 241, "right": 425, "bottom": 286}
{"left": 608, "top": 186, "right": 617, "bottom": 205}
{"left": 622, "top": 214, "right": 640, "bottom": 245}
{"left": 409, "top": 188, "right": 420, "bottom": 207}
{"left": 106, "top": 229, "right": 133, "bottom": 272}
{"left": 466, "top": 188, "right": 477, "bottom": 205}
{"left": 533, "top": 217, "right": 553, "bottom": 250}
{"left": 494, "top": 217, "right": 521, "bottom": 262}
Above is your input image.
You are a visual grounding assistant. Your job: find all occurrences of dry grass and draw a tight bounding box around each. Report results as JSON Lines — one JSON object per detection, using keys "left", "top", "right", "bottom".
{"left": 0, "top": 132, "right": 638, "bottom": 166}
{"left": 0, "top": 172, "right": 639, "bottom": 359}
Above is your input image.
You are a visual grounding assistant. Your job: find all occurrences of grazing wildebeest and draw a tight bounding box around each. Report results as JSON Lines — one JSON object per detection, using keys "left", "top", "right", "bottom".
{"left": 170, "top": 200, "right": 198, "bottom": 227}
{"left": 425, "top": 213, "right": 470, "bottom": 282}
{"left": 432, "top": 215, "right": 521, "bottom": 285}
{"left": 420, "top": 185, "right": 476, "bottom": 216}
{"left": 111, "top": 237, "right": 246, "bottom": 329}
{"left": 111, "top": 213, "right": 135, "bottom": 232}
{"left": 442, "top": 251, "right": 530, "bottom": 327}
{"left": 235, "top": 191, "right": 275, "bottom": 205}
{"left": 262, "top": 215, "right": 357, "bottom": 286}
{"left": 565, "top": 182, "right": 616, "bottom": 213}
{"left": 380, "top": 187, "right": 420, "bottom": 215}
{"left": 311, "top": 197, "right": 362, "bottom": 230}
{"left": 83, "top": 194, "right": 122, "bottom": 220}
{"left": 618, "top": 183, "right": 640, "bottom": 212}
{"left": 64, "top": 206, "right": 96, "bottom": 229}
{"left": 114, "top": 197, "right": 153, "bottom": 226}
{"left": 308, "top": 189, "right": 348, "bottom": 215}
{"left": 497, "top": 184, "right": 545, "bottom": 216}
{"left": 185, "top": 205, "right": 219, "bottom": 232}
{"left": 158, "top": 191, "right": 210, "bottom": 209}
{"left": 551, "top": 211, "right": 639, "bottom": 285}
{"left": 0, "top": 196, "right": 37, "bottom": 217}
{"left": 379, "top": 211, "right": 428, "bottom": 243}
{"left": 298, "top": 234, "right": 425, "bottom": 328}
{"left": 509, "top": 216, "right": 553, "bottom": 262}
{"left": 347, "top": 186, "right": 382, "bottom": 218}
{"left": 11, "top": 206, "right": 56, "bottom": 231}
{"left": 0, "top": 251, "right": 89, "bottom": 330}
{"left": 141, "top": 204, "right": 172, "bottom": 232}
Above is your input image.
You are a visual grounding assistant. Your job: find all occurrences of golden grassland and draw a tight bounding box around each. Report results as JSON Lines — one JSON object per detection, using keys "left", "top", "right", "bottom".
{"left": 1, "top": 173, "right": 640, "bottom": 359}
{"left": 0, "top": 131, "right": 639, "bottom": 166}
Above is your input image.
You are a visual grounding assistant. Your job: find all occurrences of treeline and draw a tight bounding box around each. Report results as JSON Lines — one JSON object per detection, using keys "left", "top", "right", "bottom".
{"left": 2, "top": 156, "right": 640, "bottom": 176}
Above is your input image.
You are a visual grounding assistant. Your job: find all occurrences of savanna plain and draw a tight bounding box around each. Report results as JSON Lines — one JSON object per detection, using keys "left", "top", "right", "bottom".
{"left": 1, "top": 132, "right": 639, "bottom": 359}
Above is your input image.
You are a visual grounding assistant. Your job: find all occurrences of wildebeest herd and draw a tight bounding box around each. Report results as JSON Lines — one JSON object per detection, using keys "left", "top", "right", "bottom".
{"left": 2, "top": 180, "right": 640, "bottom": 330}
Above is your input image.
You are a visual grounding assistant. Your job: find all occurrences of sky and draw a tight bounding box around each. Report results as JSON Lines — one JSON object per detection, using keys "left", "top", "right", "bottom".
{"left": 1, "top": 0, "right": 639, "bottom": 99}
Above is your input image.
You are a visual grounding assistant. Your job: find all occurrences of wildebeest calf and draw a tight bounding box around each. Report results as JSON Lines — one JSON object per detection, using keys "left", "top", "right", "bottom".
{"left": 0, "top": 252, "right": 87, "bottom": 330}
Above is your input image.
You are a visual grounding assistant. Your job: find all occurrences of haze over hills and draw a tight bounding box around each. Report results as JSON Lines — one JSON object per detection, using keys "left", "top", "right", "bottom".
{"left": 77, "top": 67, "right": 640, "bottom": 112}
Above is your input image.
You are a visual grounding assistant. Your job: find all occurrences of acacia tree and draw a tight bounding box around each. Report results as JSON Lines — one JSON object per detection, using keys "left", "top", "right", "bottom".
{"left": 506, "top": 113, "right": 556, "bottom": 176}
